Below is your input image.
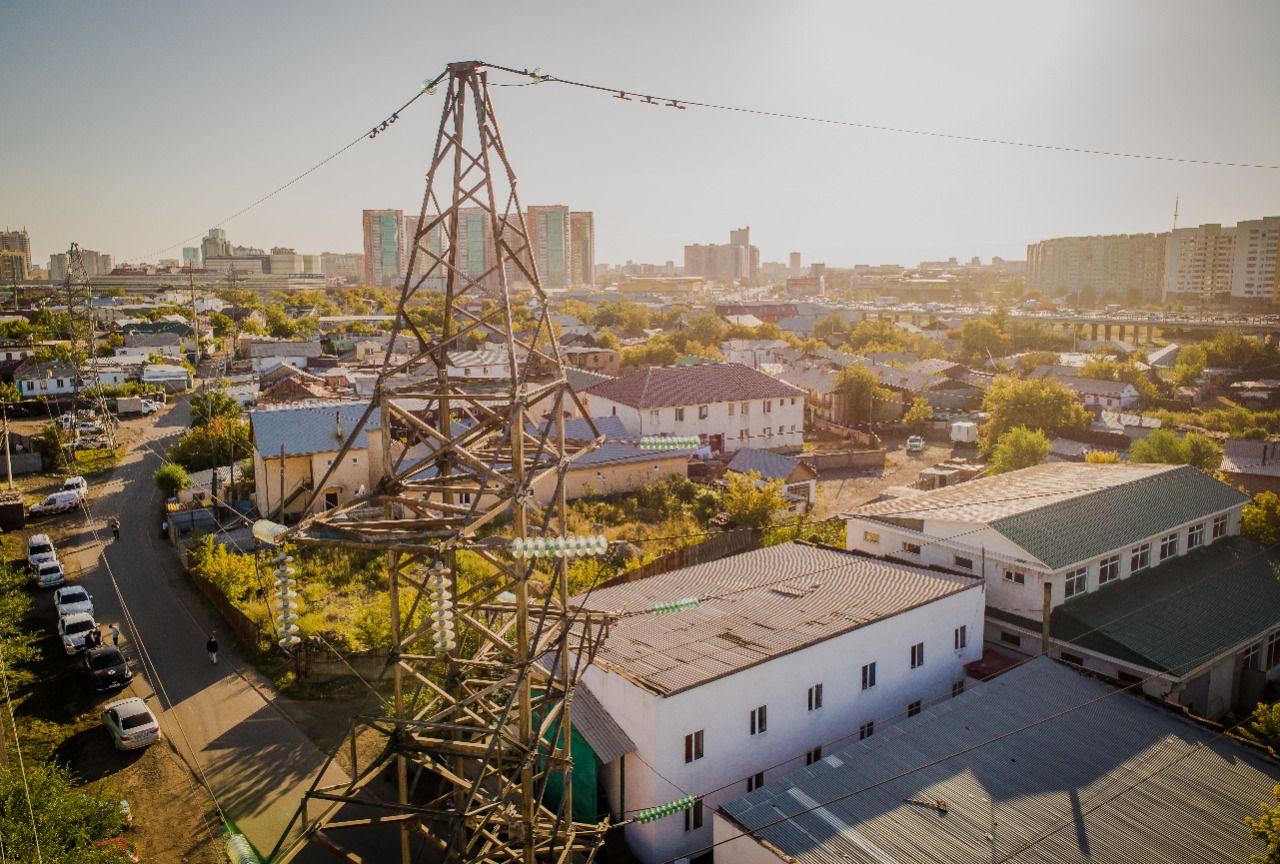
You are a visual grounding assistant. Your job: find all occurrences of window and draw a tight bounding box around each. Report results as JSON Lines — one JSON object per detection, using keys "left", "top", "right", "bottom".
{"left": 698, "top": 405, "right": 709, "bottom": 419}
{"left": 24, "top": 381, "right": 32, "bottom": 392}
{"left": 1004, "top": 569, "right": 1025, "bottom": 585}
{"left": 728, "top": 402, "right": 735, "bottom": 416}
{"left": 1244, "top": 643, "right": 1263, "bottom": 672}
{"left": 858, "top": 721, "right": 874, "bottom": 740}
{"left": 323, "top": 491, "right": 339, "bottom": 510}
{"left": 952, "top": 680, "right": 965, "bottom": 698}
{"left": 907, "top": 700, "right": 922, "bottom": 718}
{"left": 954, "top": 625, "right": 967, "bottom": 650}
{"left": 611, "top": 406, "right": 617, "bottom": 416}
{"left": 739, "top": 429, "right": 748, "bottom": 441}
{"left": 1130, "top": 543, "right": 1150, "bottom": 572}
{"left": 1099, "top": 554, "right": 1120, "bottom": 585}
{"left": 741, "top": 401, "right": 750, "bottom": 415}
{"left": 746, "top": 772, "right": 765, "bottom": 792}
{"left": 352, "top": 457, "right": 359, "bottom": 464}
{"left": 790, "top": 397, "right": 796, "bottom": 406}
{"left": 861, "top": 662, "right": 876, "bottom": 690}
{"left": 56, "top": 378, "right": 64, "bottom": 388}
{"left": 750, "top": 705, "right": 768, "bottom": 735}
{"left": 1064, "top": 567, "right": 1088, "bottom": 599}
{"left": 684, "top": 730, "right": 703, "bottom": 763}
{"left": 805, "top": 746, "right": 823, "bottom": 766}
{"left": 1213, "top": 514, "right": 1228, "bottom": 539}
{"left": 902, "top": 541, "right": 921, "bottom": 555}
{"left": 910, "top": 642, "right": 925, "bottom": 669}
{"left": 863, "top": 530, "right": 880, "bottom": 544}
{"left": 1159, "top": 532, "right": 1179, "bottom": 561}
{"left": 1268, "top": 632, "right": 1280, "bottom": 669}
{"left": 684, "top": 798, "right": 703, "bottom": 832}
{"left": 953, "top": 555, "right": 973, "bottom": 570}
{"left": 807, "top": 684, "right": 823, "bottom": 711}
{"left": 675, "top": 407, "right": 685, "bottom": 422}
{"left": 649, "top": 410, "right": 659, "bottom": 424}
{"left": 1188, "top": 523, "right": 1204, "bottom": 549}
{"left": 1061, "top": 652, "right": 1084, "bottom": 667}
{"left": 764, "top": 400, "right": 772, "bottom": 413}
{"left": 1000, "top": 631, "right": 1022, "bottom": 647}
{"left": 763, "top": 427, "right": 772, "bottom": 437}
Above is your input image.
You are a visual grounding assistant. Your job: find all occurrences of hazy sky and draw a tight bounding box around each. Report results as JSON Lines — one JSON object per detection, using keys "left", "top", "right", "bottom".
{"left": 4, "top": 1, "right": 1278, "bottom": 270}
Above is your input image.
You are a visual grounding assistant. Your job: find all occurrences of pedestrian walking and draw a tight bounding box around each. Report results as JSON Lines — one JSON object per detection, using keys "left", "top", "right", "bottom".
{"left": 206, "top": 631, "right": 218, "bottom": 665}
{"left": 110, "top": 517, "right": 120, "bottom": 540}
{"left": 110, "top": 623, "right": 121, "bottom": 647}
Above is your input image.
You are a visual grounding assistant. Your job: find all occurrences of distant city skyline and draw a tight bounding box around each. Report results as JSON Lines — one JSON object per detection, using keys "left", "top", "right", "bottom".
{"left": 4, "top": 2, "right": 1278, "bottom": 272}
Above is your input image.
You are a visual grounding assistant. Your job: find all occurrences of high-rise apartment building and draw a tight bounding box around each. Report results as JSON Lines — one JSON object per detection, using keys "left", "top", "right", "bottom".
{"left": 183, "top": 246, "right": 201, "bottom": 266}
{"left": 362, "top": 209, "right": 405, "bottom": 287}
{"left": 0, "top": 228, "right": 31, "bottom": 279}
{"left": 0, "top": 252, "right": 27, "bottom": 282}
{"left": 201, "top": 228, "right": 230, "bottom": 261}
{"left": 48, "top": 249, "right": 114, "bottom": 282}
{"left": 526, "top": 205, "right": 572, "bottom": 290}
{"left": 789, "top": 252, "right": 801, "bottom": 275}
{"left": 320, "top": 253, "right": 364, "bottom": 285}
{"left": 683, "top": 226, "right": 759, "bottom": 282}
{"left": 569, "top": 211, "right": 595, "bottom": 287}
{"left": 1026, "top": 233, "right": 1166, "bottom": 305}
{"left": 404, "top": 214, "right": 446, "bottom": 288}
{"left": 1165, "top": 224, "right": 1236, "bottom": 303}
{"left": 1231, "top": 216, "right": 1280, "bottom": 305}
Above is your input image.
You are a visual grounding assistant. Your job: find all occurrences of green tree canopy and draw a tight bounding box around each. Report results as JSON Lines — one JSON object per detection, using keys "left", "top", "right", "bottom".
{"left": 170, "top": 416, "right": 251, "bottom": 472}
{"left": 979, "top": 376, "right": 1091, "bottom": 452}
{"left": 959, "top": 319, "right": 1011, "bottom": 363}
{"left": 154, "top": 462, "right": 191, "bottom": 496}
{"left": 1129, "top": 429, "right": 1224, "bottom": 471}
{"left": 1244, "top": 492, "right": 1280, "bottom": 546}
{"left": 189, "top": 389, "right": 243, "bottom": 428}
{"left": 834, "top": 364, "right": 889, "bottom": 425}
{"left": 0, "top": 762, "right": 127, "bottom": 863}
{"left": 723, "top": 471, "right": 788, "bottom": 530}
{"left": 988, "top": 426, "right": 1051, "bottom": 474}
{"left": 1247, "top": 784, "right": 1280, "bottom": 864}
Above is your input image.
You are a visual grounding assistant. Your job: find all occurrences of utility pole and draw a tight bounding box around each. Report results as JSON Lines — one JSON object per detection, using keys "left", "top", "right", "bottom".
{"left": 268, "top": 61, "right": 610, "bottom": 864}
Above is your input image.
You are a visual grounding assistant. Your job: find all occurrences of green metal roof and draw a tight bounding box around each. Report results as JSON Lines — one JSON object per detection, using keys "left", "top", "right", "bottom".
{"left": 992, "top": 465, "right": 1248, "bottom": 569}
{"left": 1051, "top": 535, "right": 1280, "bottom": 675}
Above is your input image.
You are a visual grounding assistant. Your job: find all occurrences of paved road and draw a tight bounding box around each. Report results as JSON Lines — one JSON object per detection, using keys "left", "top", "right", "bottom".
{"left": 62, "top": 398, "right": 346, "bottom": 855}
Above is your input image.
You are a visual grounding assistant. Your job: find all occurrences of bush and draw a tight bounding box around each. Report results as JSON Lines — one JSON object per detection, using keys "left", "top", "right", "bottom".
{"left": 170, "top": 417, "right": 251, "bottom": 471}
{"left": 988, "top": 426, "right": 1051, "bottom": 474}
{"left": 189, "top": 535, "right": 259, "bottom": 605}
{"left": 154, "top": 462, "right": 191, "bottom": 496}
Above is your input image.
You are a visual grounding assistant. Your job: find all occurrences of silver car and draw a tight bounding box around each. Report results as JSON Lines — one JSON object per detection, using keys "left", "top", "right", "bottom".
{"left": 58, "top": 612, "right": 98, "bottom": 654}
{"left": 101, "top": 697, "right": 161, "bottom": 751}
{"left": 54, "top": 585, "right": 94, "bottom": 617}
{"left": 35, "top": 560, "right": 67, "bottom": 589}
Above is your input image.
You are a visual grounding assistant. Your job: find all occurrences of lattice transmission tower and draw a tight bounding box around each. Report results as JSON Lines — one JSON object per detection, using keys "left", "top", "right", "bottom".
{"left": 271, "top": 61, "right": 611, "bottom": 863}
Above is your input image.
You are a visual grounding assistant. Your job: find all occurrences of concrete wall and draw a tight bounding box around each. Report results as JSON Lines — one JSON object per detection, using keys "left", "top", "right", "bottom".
{"left": 806, "top": 449, "right": 886, "bottom": 472}
{"left": 586, "top": 581, "right": 985, "bottom": 864}
{"left": 531, "top": 455, "right": 688, "bottom": 504}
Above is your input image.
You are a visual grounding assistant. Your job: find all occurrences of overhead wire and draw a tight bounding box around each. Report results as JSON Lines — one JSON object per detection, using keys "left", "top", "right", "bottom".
{"left": 0, "top": 640, "right": 43, "bottom": 864}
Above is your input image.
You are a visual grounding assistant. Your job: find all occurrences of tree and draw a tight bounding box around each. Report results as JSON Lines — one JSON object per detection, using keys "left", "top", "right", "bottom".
{"left": 189, "top": 535, "right": 260, "bottom": 605}
{"left": 723, "top": 471, "right": 788, "bottom": 530}
{"left": 1244, "top": 492, "right": 1280, "bottom": 546}
{"left": 1245, "top": 701, "right": 1280, "bottom": 752}
{"left": 959, "top": 319, "right": 1011, "bottom": 363}
{"left": 154, "top": 462, "right": 192, "bottom": 496}
{"left": 1079, "top": 357, "right": 1158, "bottom": 405}
{"left": 1129, "top": 429, "right": 1223, "bottom": 471}
{"left": 1246, "top": 785, "right": 1280, "bottom": 864}
{"left": 979, "top": 376, "right": 1091, "bottom": 453}
{"left": 1185, "top": 433, "right": 1225, "bottom": 471}
{"left": 903, "top": 397, "right": 933, "bottom": 429}
{"left": 1084, "top": 450, "right": 1120, "bottom": 464}
{"left": 170, "top": 417, "right": 251, "bottom": 471}
{"left": 0, "top": 762, "right": 126, "bottom": 863}
{"left": 988, "top": 426, "right": 1051, "bottom": 474}
{"left": 685, "top": 313, "right": 726, "bottom": 347}
{"left": 190, "top": 389, "right": 242, "bottom": 428}
{"left": 834, "top": 365, "right": 889, "bottom": 425}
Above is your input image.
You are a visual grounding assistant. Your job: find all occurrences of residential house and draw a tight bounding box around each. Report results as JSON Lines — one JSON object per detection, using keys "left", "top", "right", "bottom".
{"left": 725, "top": 447, "right": 817, "bottom": 509}
{"left": 562, "top": 345, "right": 620, "bottom": 376}
{"left": 585, "top": 363, "right": 806, "bottom": 453}
{"left": 0, "top": 340, "right": 36, "bottom": 363}
{"left": 1091, "top": 410, "right": 1160, "bottom": 443}
{"left": 259, "top": 371, "right": 341, "bottom": 404}
{"left": 446, "top": 349, "right": 511, "bottom": 382}
{"left": 722, "top": 313, "right": 764, "bottom": 329}
{"left": 716, "top": 656, "right": 1280, "bottom": 864}
{"left": 529, "top": 416, "right": 693, "bottom": 502}
{"left": 1031, "top": 366, "right": 1140, "bottom": 409}
{"left": 720, "top": 339, "right": 791, "bottom": 369}
{"left": 246, "top": 339, "right": 323, "bottom": 373}
{"left": 249, "top": 401, "right": 383, "bottom": 519}
{"left": 844, "top": 462, "right": 1261, "bottom": 719}
{"left": 223, "top": 306, "right": 265, "bottom": 329}
{"left": 118, "top": 331, "right": 192, "bottom": 359}
{"left": 15, "top": 360, "right": 80, "bottom": 396}
{"left": 1220, "top": 438, "right": 1280, "bottom": 496}
{"left": 576, "top": 542, "right": 985, "bottom": 864}
{"left": 548, "top": 314, "right": 593, "bottom": 338}
{"left": 121, "top": 320, "right": 195, "bottom": 339}
{"left": 140, "top": 363, "right": 191, "bottom": 392}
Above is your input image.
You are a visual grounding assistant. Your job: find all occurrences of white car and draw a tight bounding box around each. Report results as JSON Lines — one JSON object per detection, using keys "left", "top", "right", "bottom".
{"left": 34, "top": 560, "right": 67, "bottom": 589}
{"left": 101, "top": 697, "right": 161, "bottom": 751}
{"left": 60, "top": 476, "right": 88, "bottom": 500}
{"left": 54, "top": 585, "right": 93, "bottom": 617}
{"left": 58, "top": 612, "right": 99, "bottom": 654}
{"left": 27, "top": 534, "right": 56, "bottom": 569}
{"left": 29, "top": 491, "right": 82, "bottom": 516}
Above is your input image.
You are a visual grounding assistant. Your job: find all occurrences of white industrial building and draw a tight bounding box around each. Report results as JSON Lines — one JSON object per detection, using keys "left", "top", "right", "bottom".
{"left": 574, "top": 542, "right": 986, "bottom": 864}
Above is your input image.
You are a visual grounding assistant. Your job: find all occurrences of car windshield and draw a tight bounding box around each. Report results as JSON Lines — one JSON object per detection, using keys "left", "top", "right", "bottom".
{"left": 90, "top": 650, "right": 123, "bottom": 670}
{"left": 120, "top": 712, "right": 152, "bottom": 730}
{"left": 60, "top": 588, "right": 85, "bottom": 601}
{"left": 65, "top": 620, "right": 93, "bottom": 635}
{"left": 40, "top": 565, "right": 62, "bottom": 575}
{"left": 30, "top": 544, "right": 52, "bottom": 556}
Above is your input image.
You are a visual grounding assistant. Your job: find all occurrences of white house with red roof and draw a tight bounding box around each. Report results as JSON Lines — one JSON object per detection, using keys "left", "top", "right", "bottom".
{"left": 584, "top": 362, "right": 806, "bottom": 453}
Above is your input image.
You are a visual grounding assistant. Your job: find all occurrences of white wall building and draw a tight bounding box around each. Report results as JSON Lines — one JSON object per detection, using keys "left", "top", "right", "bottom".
{"left": 1232, "top": 216, "right": 1280, "bottom": 304}
{"left": 246, "top": 339, "right": 323, "bottom": 373}
{"left": 586, "top": 363, "right": 806, "bottom": 453}
{"left": 445, "top": 349, "right": 512, "bottom": 382}
{"left": 575, "top": 542, "right": 985, "bottom": 864}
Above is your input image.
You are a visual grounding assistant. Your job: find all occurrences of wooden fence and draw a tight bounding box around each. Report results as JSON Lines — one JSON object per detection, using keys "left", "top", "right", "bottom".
{"left": 600, "top": 528, "right": 760, "bottom": 588}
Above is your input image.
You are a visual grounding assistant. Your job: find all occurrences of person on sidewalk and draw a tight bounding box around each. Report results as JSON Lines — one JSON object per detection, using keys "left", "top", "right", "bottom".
{"left": 109, "top": 623, "right": 121, "bottom": 646}
{"left": 206, "top": 631, "right": 218, "bottom": 665}
{"left": 87, "top": 627, "right": 102, "bottom": 648}
{"left": 110, "top": 517, "right": 120, "bottom": 540}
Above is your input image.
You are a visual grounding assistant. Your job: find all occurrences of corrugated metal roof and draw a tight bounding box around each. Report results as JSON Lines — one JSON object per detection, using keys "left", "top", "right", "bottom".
{"left": 727, "top": 447, "right": 807, "bottom": 482}
{"left": 249, "top": 401, "right": 380, "bottom": 458}
{"left": 576, "top": 543, "right": 979, "bottom": 696}
{"left": 852, "top": 463, "right": 1248, "bottom": 570}
{"left": 571, "top": 684, "right": 636, "bottom": 763}
{"left": 585, "top": 363, "right": 804, "bottom": 409}
{"left": 722, "top": 656, "right": 1280, "bottom": 864}
{"left": 1051, "top": 535, "right": 1280, "bottom": 674}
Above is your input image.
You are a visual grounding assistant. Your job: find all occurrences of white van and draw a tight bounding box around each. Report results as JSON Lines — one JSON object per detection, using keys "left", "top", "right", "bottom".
{"left": 27, "top": 534, "right": 57, "bottom": 569}
{"left": 29, "top": 491, "right": 82, "bottom": 516}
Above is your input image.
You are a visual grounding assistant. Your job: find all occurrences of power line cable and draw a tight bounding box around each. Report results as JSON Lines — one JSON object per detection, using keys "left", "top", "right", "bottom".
{"left": 0, "top": 640, "right": 43, "bottom": 864}
{"left": 484, "top": 63, "right": 1280, "bottom": 170}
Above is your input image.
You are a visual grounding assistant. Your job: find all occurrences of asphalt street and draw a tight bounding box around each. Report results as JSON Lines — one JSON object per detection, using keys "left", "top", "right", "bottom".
{"left": 62, "top": 398, "right": 347, "bottom": 856}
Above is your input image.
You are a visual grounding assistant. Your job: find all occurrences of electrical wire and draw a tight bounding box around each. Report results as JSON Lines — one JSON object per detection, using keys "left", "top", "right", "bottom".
{"left": 0, "top": 640, "right": 43, "bottom": 864}
{"left": 483, "top": 63, "right": 1280, "bottom": 171}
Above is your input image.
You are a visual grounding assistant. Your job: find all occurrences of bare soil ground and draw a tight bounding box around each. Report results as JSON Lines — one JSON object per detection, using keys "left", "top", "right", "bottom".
{"left": 813, "top": 440, "right": 959, "bottom": 517}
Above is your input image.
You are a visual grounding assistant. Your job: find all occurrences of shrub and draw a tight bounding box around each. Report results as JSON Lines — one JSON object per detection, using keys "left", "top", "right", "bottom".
{"left": 154, "top": 462, "right": 191, "bottom": 496}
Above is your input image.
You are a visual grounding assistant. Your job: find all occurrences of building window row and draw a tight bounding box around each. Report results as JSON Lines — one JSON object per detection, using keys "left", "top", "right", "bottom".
{"left": 1064, "top": 567, "right": 1088, "bottom": 599}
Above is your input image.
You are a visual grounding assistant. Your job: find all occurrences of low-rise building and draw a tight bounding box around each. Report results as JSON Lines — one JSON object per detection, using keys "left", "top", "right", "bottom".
{"left": 246, "top": 339, "right": 323, "bottom": 373}
{"left": 576, "top": 542, "right": 986, "bottom": 864}
{"left": 15, "top": 360, "right": 79, "bottom": 396}
{"left": 586, "top": 363, "right": 806, "bottom": 454}
{"left": 561, "top": 345, "right": 620, "bottom": 376}
{"left": 725, "top": 447, "right": 817, "bottom": 509}
{"left": 1219, "top": 438, "right": 1280, "bottom": 496}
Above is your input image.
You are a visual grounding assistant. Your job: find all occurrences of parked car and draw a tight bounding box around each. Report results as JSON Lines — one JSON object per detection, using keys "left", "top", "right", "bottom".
{"left": 29, "top": 490, "right": 82, "bottom": 515}
{"left": 58, "top": 612, "right": 98, "bottom": 654}
{"left": 34, "top": 560, "right": 67, "bottom": 589}
{"left": 101, "top": 697, "right": 161, "bottom": 751}
{"left": 74, "top": 436, "right": 114, "bottom": 452}
{"left": 83, "top": 646, "right": 133, "bottom": 691}
{"left": 54, "top": 584, "right": 93, "bottom": 616}
{"left": 27, "top": 533, "right": 56, "bottom": 569}
{"left": 906, "top": 435, "right": 925, "bottom": 453}
{"left": 60, "top": 476, "right": 88, "bottom": 500}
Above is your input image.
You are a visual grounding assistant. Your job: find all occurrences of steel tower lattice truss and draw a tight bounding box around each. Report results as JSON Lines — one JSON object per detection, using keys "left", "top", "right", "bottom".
{"left": 271, "top": 61, "right": 611, "bottom": 864}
